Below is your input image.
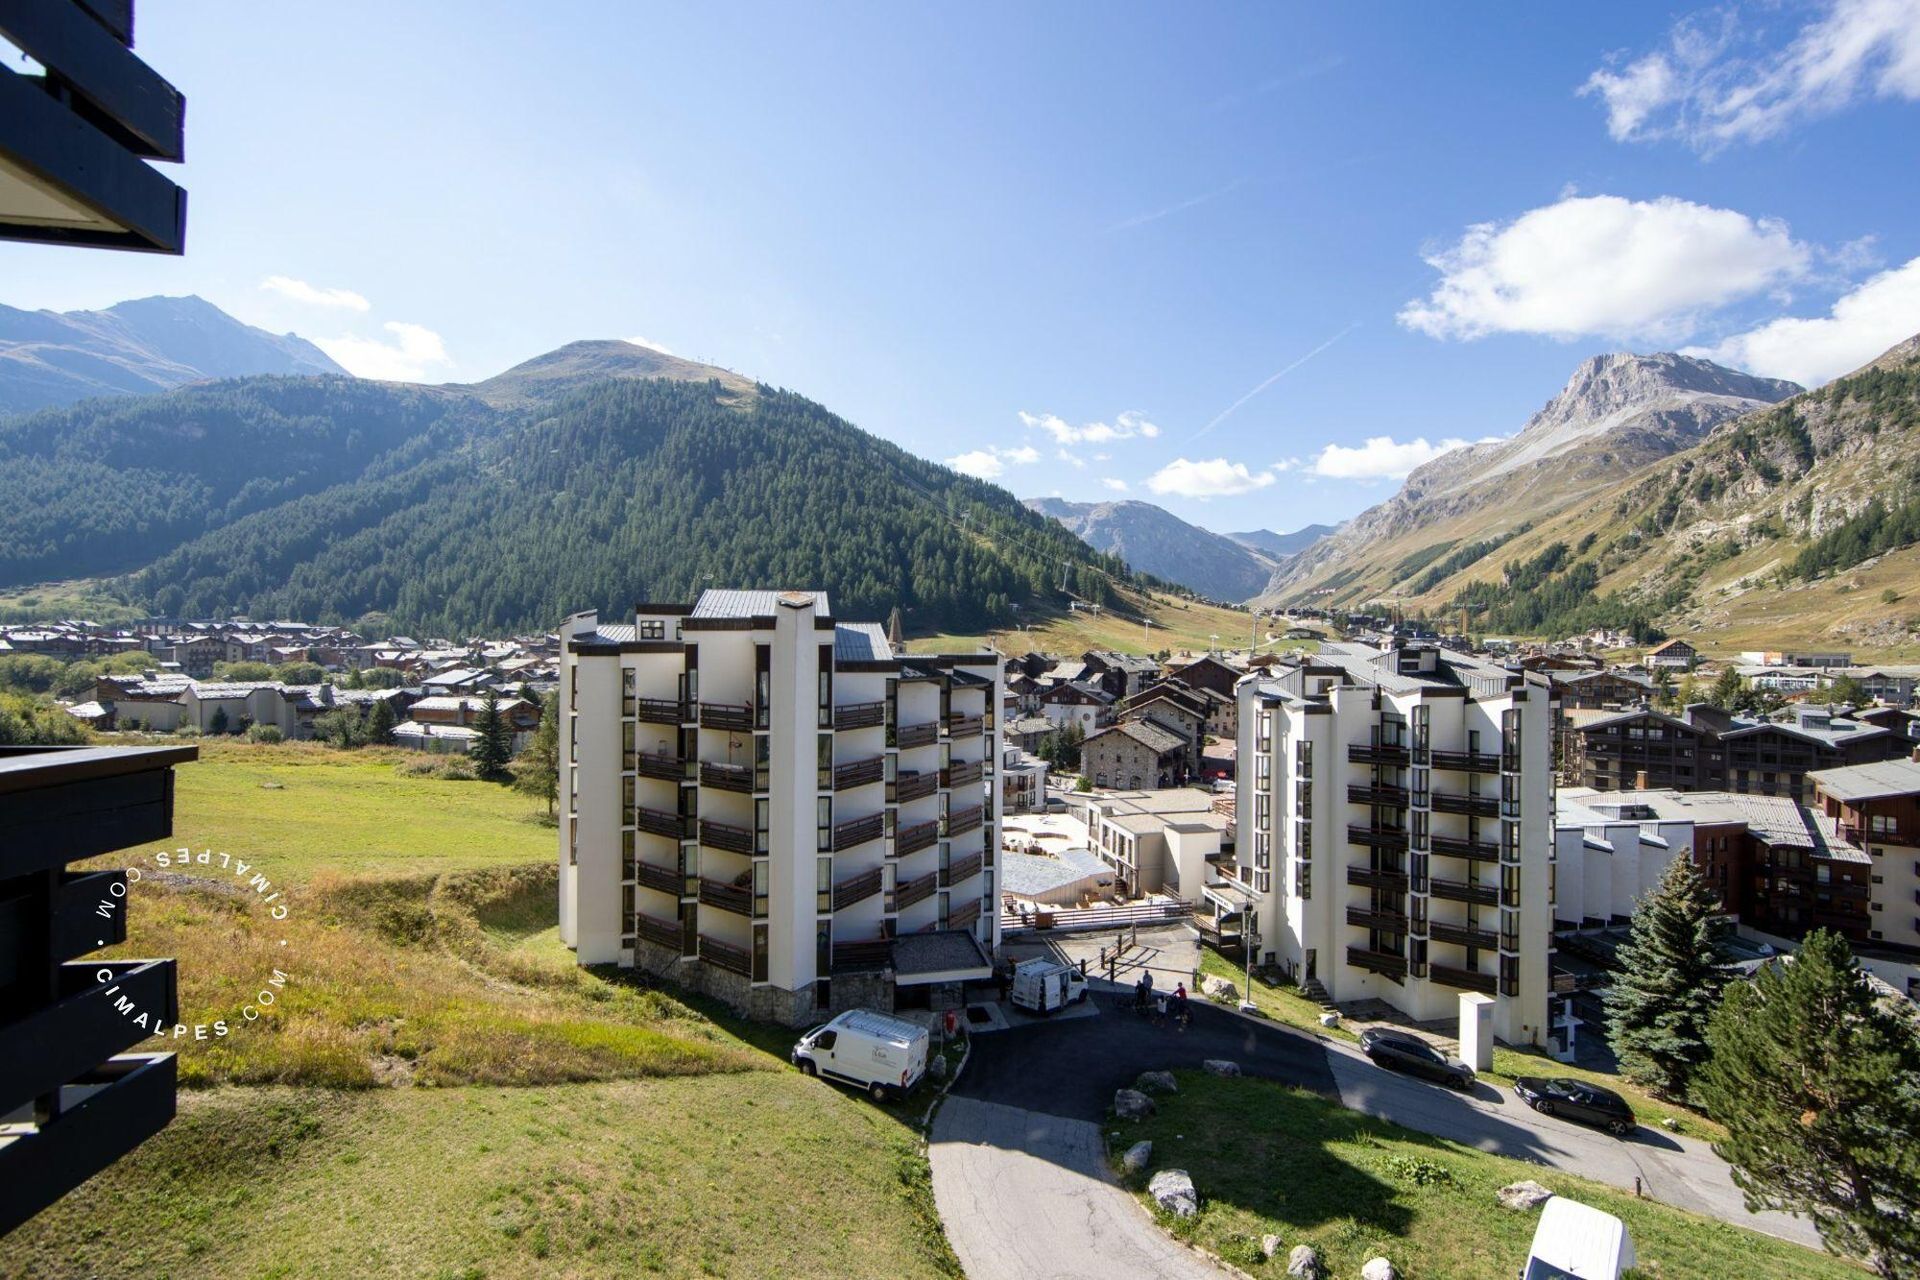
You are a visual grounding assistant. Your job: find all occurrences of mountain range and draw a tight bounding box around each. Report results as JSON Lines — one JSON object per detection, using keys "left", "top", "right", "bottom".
{"left": 1228, "top": 525, "right": 1338, "bottom": 560}
{"left": 1020, "top": 497, "right": 1284, "bottom": 602}
{"left": 0, "top": 295, "right": 344, "bottom": 417}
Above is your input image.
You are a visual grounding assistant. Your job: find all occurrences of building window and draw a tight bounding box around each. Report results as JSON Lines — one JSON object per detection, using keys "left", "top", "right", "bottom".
{"left": 817, "top": 857, "right": 832, "bottom": 912}
{"left": 1299, "top": 739, "right": 1312, "bottom": 778}
{"left": 1294, "top": 861, "right": 1311, "bottom": 900}
{"left": 1500, "top": 863, "right": 1521, "bottom": 908}
{"left": 639, "top": 619, "right": 665, "bottom": 641}
{"left": 1499, "top": 953, "right": 1520, "bottom": 997}
{"left": 817, "top": 798, "right": 831, "bottom": 852}
{"left": 1871, "top": 814, "right": 1898, "bottom": 836}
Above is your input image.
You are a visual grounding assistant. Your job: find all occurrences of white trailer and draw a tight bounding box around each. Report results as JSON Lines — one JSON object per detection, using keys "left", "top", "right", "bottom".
{"left": 791, "top": 1009, "right": 930, "bottom": 1101}
{"left": 1523, "top": 1196, "right": 1636, "bottom": 1279}
{"left": 1009, "top": 958, "right": 1088, "bottom": 1014}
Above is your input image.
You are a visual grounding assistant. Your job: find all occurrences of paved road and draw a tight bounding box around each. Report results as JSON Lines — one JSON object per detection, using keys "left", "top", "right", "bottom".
{"left": 931, "top": 990, "right": 1819, "bottom": 1278}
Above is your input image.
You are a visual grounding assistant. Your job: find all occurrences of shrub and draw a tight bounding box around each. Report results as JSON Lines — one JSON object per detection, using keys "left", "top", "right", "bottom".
{"left": 246, "top": 724, "right": 285, "bottom": 744}
{"left": 1383, "top": 1154, "right": 1454, "bottom": 1187}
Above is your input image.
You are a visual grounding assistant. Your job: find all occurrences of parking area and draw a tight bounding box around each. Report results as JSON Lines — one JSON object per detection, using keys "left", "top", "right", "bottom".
{"left": 1003, "top": 922, "right": 1201, "bottom": 991}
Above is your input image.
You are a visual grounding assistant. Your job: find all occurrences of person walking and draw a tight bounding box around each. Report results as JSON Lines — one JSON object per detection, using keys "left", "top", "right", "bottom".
{"left": 1171, "top": 982, "right": 1190, "bottom": 1031}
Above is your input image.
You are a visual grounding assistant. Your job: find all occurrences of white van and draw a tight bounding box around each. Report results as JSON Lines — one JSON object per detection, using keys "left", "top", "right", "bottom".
{"left": 1009, "top": 959, "right": 1088, "bottom": 1014}
{"left": 791, "top": 1009, "right": 930, "bottom": 1101}
{"left": 1522, "top": 1196, "right": 1636, "bottom": 1279}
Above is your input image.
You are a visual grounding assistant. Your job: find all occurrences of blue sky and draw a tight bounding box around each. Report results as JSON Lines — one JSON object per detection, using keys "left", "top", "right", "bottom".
{"left": 5, "top": 2, "right": 1919, "bottom": 535}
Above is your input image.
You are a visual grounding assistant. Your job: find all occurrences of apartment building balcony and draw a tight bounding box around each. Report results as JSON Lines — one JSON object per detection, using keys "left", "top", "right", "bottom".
{"left": 1347, "top": 783, "right": 1409, "bottom": 807}
{"left": 835, "top": 701, "right": 887, "bottom": 731}
{"left": 943, "top": 805, "right": 983, "bottom": 838}
{"left": 699, "top": 761, "right": 758, "bottom": 794}
{"left": 1428, "top": 920, "right": 1497, "bottom": 950}
{"left": 697, "top": 876, "right": 755, "bottom": 917}
{"left": 831, "top": 938, "right": 893, "bottom": 972}
{"left": 1347, "top": 866, "right": 1409, "bottom": 892}
{"left": 833, "top": 866, "right": 884, "bottom": 910}
{"left": 1346, "top": 946, "right": 1407, "bottom": 980}
{"left": 1348, "top": 743, "right": 1409, "bottom": 766}
{"left": 833, "top": 757, "right": 885, "bottom": 791}
{"left": 941, "top": 852, "right": 983, "bottom": 888}
{"left": 1345, "top": 906, "right": 1406, "bottom": 933}
{"left": 635, "top": 751, "right": 692, "bottom": 782}
{"left": 699, "top": 934, "right": 753, "bottom": 977}
{"left": 897, "top": 819, "right": 939, "bottom": 856}
{"left": 1347, "top": 824, "right": 1409, "bottom": 852}
{"left": 1431, "top": 792, "right": 1498, "bottom": 818}
{"left": 889, "top": 771, "right": 937, "bottom": 803}
{"left": 637, "top": 806, "right": 693, "bottom": 839}
{"left": 635, "top": 912, "right": 684, "bottom": 951}
{"left": 893, "top": 722, "right": 939, "bottom": 750}
{"left": 945, "top": 713, "right": 985, "bottom": 738}
{"left": 1429, "top": 877, "right": 1498, "bottom": 907}
{"left": 1431, "top": 963, "right": 1497, "bottom": 995}
{"left": 833, "top": 812, "right": 886, "bottom": 852}
{"left": 1430, "top": 833, "right": 1500, "bottom": 863}
{"left": 698, "top": 702, "right": 756, "bottom": 732}
{"left": 941, "top": 760, "right": 984, "bottom": 790}
{"left": 633, "top": 859, "right": 683, "bottom": 898}
{"left": 699, "top": 818, "right": 755, "bottom": 855}
{"left": 1430, "top": 749, "right": 1501, "bottom": 773}
{"left": 892, "top": 870, "right": 938, "bottom": 911}
{"left": 948, "top": 898, "right": 982, "bottom": 931}
{"left": 635, "top": 697, "right": 691, "bottom": 725}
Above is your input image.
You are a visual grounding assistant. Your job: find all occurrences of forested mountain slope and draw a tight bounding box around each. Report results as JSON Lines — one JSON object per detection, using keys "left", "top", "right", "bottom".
{"left": 1022, "top": 497, "right": 1275, "bottom": 601}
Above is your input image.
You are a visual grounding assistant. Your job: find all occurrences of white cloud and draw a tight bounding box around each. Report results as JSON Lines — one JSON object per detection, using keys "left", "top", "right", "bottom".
{"left": 1309, "top": 435, "right": 1476, "bottom": 481}
{"left": 1687, "top": 254, "right": 1920, "bottom": 386}
{"left": 314, "top": 322, "right": 453, "bottom": 381}
{"left": 1145, "top": 457, "right": 1277, "bottom": 499}
{"left": 626, "top": 335, "right": 675, "bottom": 355}
{"left": 1582, "top": 0, "right": 1920, "bottom": 151}
{"left": 1019, "top": 409, "right": 1161, "bottom": 446}
{"left": 1056, "top": 449, "right": 1087, "bottom": 469}
{"left": 260, "top": 275, "right": 370, "bottom": 312}
{"left": 1001, "top": 444, "right": 1041, "bottom": 465}
{"left": 1099, "top": 477, "right": 1129, "bottom": 492}
{"left": 945, "top": 443, "right": 1042, "bottom": 481}
{"left": 1398, "top": 194, "right": 1809, "bottom": 342}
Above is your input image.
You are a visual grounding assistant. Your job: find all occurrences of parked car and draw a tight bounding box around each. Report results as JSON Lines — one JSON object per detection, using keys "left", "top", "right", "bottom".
{"left": 1513, "top": 1076, "right": 1635, "bottom": 1135}
{"left": 791, "top": 1009, "right": 929, "bottom": 1101}
{"left": 1357, "top": 1028, "right": 1474, "bottom": 1089}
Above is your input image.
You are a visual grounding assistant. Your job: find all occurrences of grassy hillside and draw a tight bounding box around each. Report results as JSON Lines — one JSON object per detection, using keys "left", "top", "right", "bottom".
{"left": 912, "top": 587, "right": 1273, "bottom": 657}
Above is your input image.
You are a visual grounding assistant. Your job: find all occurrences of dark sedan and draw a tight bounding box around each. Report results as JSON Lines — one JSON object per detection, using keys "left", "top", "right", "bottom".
{"left": 1357, "top": 1028, "right": 1474, "bottom": 1089}
{"left": 1513, "top": 1076, "right": 1636, "bottom": 1135}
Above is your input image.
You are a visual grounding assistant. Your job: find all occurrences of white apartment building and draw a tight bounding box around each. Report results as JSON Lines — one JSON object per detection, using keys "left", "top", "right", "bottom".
{"left": 1552, "top": 789, "right": 1688, "bottom": 928}
{"left": 1232, "top": 643, "right": 1554, "bottom": 1045}
{"left": 558, "top": 590, "right": 1003, "bottom": 1026}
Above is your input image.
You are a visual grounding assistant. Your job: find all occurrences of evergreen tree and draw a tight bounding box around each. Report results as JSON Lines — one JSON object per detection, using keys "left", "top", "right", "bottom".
{"left": 473, "top": 687, "right": 512, "bottom": 782}
{"left": 1708, "top": 667, "right": 1743, "bottom": 711}
{"left": 364, "top": 696, "right": 397, "bottom": 746}
{"left": 208, "top": 707, "right": 230, "bottom": 736}
{"left": 1603, "top": 854, "right": 1731, "bottom": 1099}
{"left": 513, "top": 691, "right": 560, "bottom": 815}
{"left": 1697, "top": 930, "right": 1920, "bottom": 1277}
{"left": 1652, "top": 666, "right": 1676, "bottom": 710}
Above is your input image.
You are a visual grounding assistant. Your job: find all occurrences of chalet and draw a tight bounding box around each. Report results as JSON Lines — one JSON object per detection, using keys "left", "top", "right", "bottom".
{"left": 1082, "top": 719, "right": 1189, "bottom": 791}
{"left": 1644, "top": 638, "right": 1699, "bottom": 671}
{"left": 1080, "top": 650, "right": 1159, "bottom": 700}
{"left": 1165, "top": 653, "right": 1243, "bottom": 700}
{"left": 1038, "top": 681, "right": 1115, "bottom": 734}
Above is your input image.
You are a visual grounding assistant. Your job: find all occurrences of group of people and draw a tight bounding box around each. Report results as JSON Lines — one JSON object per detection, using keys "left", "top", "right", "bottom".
{"left": 1132, "top": 969, "right": 1189, "bottom": 1028}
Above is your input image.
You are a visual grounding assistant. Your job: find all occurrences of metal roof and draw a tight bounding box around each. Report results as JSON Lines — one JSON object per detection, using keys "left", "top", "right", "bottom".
{"left": 1808, "top": 757, "right": 1920, "bottom": 803}
{"left": 691, "top": 589, "right": 829, "bottom": 618}
{"left": 833, "top": 622, "right": 892, "bottom": 662}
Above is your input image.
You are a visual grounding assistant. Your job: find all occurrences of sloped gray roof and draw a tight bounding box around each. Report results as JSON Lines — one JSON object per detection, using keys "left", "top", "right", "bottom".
{"left": 1808, "top": 757, "right": 1920, "bottom": 803}
{"left": 834, "top": 622, "right": 892, "bottom": 662}
{"left": 692, "top": 589, "right": 829, "bottom": 618}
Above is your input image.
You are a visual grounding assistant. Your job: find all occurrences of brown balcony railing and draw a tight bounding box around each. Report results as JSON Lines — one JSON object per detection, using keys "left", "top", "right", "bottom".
{"left": 834, "top": 701, "right": 887, "bottom": 731}
{"left": 1348, "top": 743, "right": 1409, "bottom": 765}
{"left": 1431, "top": 963, "right": 1497, "bottom": 995}
{"left": 1347, "top": 783, "right": 1409, "bottom": 807}
{"left": 1347, "top": 946, "right": 1408, "bottom": 980}
{"left": 636, "top": 806, "right": 692, "bottom": 839}
{"left": 831, "top": 938, "right": 893, "bottom": 971}
{"left": 636, "top": 751, "right": 691, "bottom": 782}
{"left": 1347, "top": 824, "right": 1409, "bottom": 851}
{"left": 833, "top": 812, "right": 885, "bottom": 852}
{"left": 948, "top": 898, "right": 982, "bottom": 931}
{"left": 1429, "top": 877, "right": 1499, "bottom": 907}
{"left": 941, "top": 852, "right": 983, "bottom": 887}
{"left": 833, "top": 757, "right": 885, "bottom": 791}
{"left": 941, "top": 760, "right": 984, "bottom": 790}
{"left": 634, "top": 860, "right": 682, "bottom": 897}
{"left": 945, "top": 714, "right": 985, "bottom": 738}
{"left": 897, "top": 819, "right": 939, "bottom": 856}
{"left": 699, "top": 702, "right": 756, "bottom": 732}
{"left": 1430, "top": 749, "right": 1501, "bottom": 773}
{"left": 944, "top": 805, "right": 984, "bottom": 838}
{"left": 1430, "top": 833, "right": 1500, "bottom": 862}
{"left": 699, "top": 934, "right": 752, "bottom": 977}
{"left": 636, "top": 912, "right": 684, "bottom": 951}
{"left": 1432, "top": 792, "right": 1499, "bottom": 818}
{"left": 1428, "top": 920, "right": 1497, "bottom": 950}
{"left": 635, "top": 697, "right": 690, "bottom": 725}
{"left": 700, "top": 761, "right": 757, "bottom": 794}
{"left": 889, "top": 771, "right": 937, "bottom": 803}
{"left": 833, "top": 866, "right": 884, "bottom": 910}
{"left": 699, "top": 818, "right": 755, "bottom": 855}
{"left": 893, "top": 722, "right": 938, "bottom": 749}
{"left": 1346, "top": 866, "right": 1409, "bottom": 892}
{"left": 893, "top": 870, "right": 938, "bottom": 910}
{"left": 697, "top": 877, "right": 754, "bottom": 916}
{"left": 1345, "top": 906, "right": 1406, "bottom": 933}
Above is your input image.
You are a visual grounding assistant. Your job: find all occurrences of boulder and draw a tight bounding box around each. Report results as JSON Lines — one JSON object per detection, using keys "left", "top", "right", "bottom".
{"left": 1121, "top": 1140, "right": 1153, "bottom": 1175}
{"left": 1361, "top": 1258, "right": 1397, "bottom": 1280}
{"left": 1113, "top": 1088, "right": 1156, "bottom": 1120}
{"left": 1135, "top": 1070, "right": 1178, "bottom": 1094}
{"left": 1200, "top": 974, "right": 1238, "bottom": 1001}
{"left": 1260, "top": 1234, "right": 1284, "bottom": 1261}
{"left": 1285, "top": 1243, "right": 1325, "bottom": 1278}
{"left": 1201, "top": 1058, "right": 1241, "bottom": 1077}
{"left": 1318, "top": 1012, "right": 1341, "bottom": 1028}
{"left": 1147, "top": 1169, "right": 1198, "bottom": 1218}
{"left": 1496, "top": 1180, "right": 1555, "bottom": 1211}
{"left": 929, "top": 1052, "right": 950, "bottom": 1082}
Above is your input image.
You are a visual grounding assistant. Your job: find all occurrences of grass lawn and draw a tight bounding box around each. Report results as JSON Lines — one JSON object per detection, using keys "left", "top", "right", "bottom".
{"left": 1121, "top": 1072, "right": 1857, "bottom": 1280}
{"left": 1196, "top": 948, "right": 1356, "bottom": 1044}
{"left": 912, "top": 588, "right": 1285, "bottom": 658}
